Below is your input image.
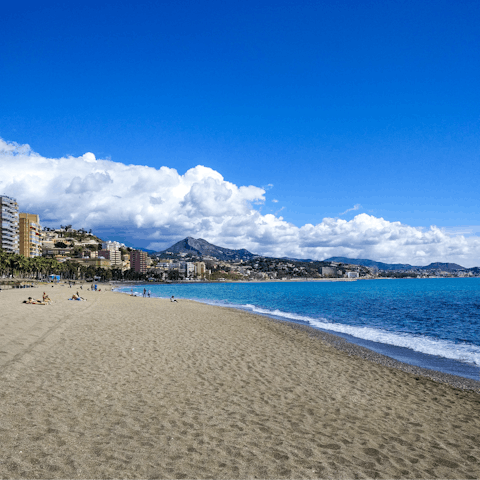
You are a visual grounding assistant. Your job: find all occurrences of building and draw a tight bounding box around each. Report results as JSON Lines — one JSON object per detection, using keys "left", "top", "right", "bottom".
{"left": 321, "top": 266, "right": 337, "bottom": 277}
{"left": 98, "top": 249, "right": 122, "bottom": 267}
{"left": 81, "top": 257, "right": 112, "bottom": 269}
{"left": 130, "top": 250, "right": 148, "bottom": 274}
{"left": 346, "top": 271, "right": 359, "bottom": 278}
{"left": 0, "top": 195, "right": 19, "bottom": 254}
{"left": 195, "top": 262, "right": 206, "bottom": 278}
{"left": 184, "top": 262, "right": 195, "bottom": 277}
{"left": 122, "top": 254, "right": 130, "bottom": 271}
{"left": 19, "top": 213, "right": 42, "bottom": 257}
{"left": 102, "top": 240, "right": 125, "bottom": 251}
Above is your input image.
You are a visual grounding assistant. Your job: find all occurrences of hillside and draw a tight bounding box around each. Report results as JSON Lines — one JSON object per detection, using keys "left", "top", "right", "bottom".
{"left": 325, "top": 257, "right": 413, "bottom": 270}
{"left": 325, "top": 257, "right": 466, "bottom": 271}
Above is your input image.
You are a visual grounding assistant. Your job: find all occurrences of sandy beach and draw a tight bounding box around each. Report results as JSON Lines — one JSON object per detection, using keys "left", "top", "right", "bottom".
{"left": 0, "top": 285, "right": 479, "bottom": 479}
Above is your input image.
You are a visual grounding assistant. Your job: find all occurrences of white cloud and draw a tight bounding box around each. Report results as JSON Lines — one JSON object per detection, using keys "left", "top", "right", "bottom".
{"left": 339, "top": 203, "right": 362, "bottom": 216}
{"left": 1, "top": 138, "right": 480, "bottom": 266}
{"left": 272, "top": 199, "right": 279, "bottom": 203}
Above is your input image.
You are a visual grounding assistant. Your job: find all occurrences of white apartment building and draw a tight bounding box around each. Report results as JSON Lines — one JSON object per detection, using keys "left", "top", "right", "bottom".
{"left": 102, "top": 240, "right": 125, "bottom": 251}
{"left": 0, "top": 195, "right": 20, "bottom": 254}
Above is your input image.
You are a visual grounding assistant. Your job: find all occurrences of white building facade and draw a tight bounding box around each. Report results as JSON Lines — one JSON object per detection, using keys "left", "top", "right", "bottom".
{"left": 0, "top": 195, "right": 20, "bottom": 254}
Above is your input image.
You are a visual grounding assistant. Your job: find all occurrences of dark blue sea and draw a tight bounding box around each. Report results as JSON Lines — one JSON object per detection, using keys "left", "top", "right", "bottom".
{"left": 117, "top": 278, "right": 480, "bottom": 381}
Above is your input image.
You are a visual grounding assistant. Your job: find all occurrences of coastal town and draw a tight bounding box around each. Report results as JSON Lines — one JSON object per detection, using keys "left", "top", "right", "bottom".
{"left": 1, "top": 194, "right": 479, "bottom": 283}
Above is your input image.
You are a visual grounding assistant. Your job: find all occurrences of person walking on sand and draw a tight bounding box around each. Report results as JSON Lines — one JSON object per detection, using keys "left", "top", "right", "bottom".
{"left": 143, "top": 288, "right": 147, "bottom": 297}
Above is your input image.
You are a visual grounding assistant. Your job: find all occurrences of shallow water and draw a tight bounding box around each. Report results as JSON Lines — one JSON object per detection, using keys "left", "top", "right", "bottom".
{"left": 118, "top": 278, "right": 480, "bottom": 380}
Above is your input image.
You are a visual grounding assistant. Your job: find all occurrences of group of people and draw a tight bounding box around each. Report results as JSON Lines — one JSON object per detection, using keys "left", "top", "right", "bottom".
{"left": 129, "top": 288, "right": 178, "bottom": 303}
{"left": 23, "top": 292, "right": 53, "bottom": 305}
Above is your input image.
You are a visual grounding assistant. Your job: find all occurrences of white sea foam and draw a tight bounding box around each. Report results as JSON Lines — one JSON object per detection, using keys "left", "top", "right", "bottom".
{"left": 202, "top": 300, "right": 480, "bottom": 366}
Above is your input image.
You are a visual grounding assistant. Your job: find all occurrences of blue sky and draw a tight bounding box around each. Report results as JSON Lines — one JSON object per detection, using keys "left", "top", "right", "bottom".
{"left": 1, "top": 0, "right": 480, "bottom": 264}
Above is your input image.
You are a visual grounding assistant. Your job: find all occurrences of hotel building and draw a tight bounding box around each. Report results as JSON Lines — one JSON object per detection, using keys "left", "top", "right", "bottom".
{"left": 19, "top": 213, "right": 42, "bottom": 257}
{"left": 0, "top": 195, "right": 20, "bottom": 254}
{"left": 130, "top": 250, "right": 148, "bottom": 274}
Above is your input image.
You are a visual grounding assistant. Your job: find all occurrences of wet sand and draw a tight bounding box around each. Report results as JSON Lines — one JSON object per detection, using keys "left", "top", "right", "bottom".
{"left": 0, "top": 285, "right": 479, "bottom": 478}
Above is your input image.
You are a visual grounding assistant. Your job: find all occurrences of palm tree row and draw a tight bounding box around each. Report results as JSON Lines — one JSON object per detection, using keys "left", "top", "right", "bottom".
{"left": 0, "top": 249, "right": 129, "bottom": 282}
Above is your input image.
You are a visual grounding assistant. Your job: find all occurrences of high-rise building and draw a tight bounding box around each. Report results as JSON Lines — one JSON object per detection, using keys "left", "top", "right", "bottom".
{"left": 99, "top": 249, "right": 122, "bottom": 267}
{"left": 0, "top": 195, "right": 20, "bottom": 254}
{"left": 19, "top": 213, "right": 42, "bottom": 257}
{"left": 130, "top": 250, "right": 148, "bottom": 273}
{"left": 195, "top": 261, "right": 206, "bottom": 278}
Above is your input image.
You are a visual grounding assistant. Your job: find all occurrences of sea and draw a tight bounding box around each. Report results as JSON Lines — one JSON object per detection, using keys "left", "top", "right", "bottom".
{"left": 116, "top": 278, "right": 480, "bottom": 381}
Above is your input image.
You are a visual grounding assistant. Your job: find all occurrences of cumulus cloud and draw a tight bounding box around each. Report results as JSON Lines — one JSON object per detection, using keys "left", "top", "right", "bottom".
{"left": 1, "top": 138, "right": 480, "bottom": 266}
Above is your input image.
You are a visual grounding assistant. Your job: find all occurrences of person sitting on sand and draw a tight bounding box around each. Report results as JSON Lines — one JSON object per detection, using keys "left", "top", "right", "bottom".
{"left": 42, "top": 292, "right": 53, "bottom": 304}
{"left": 170, "top": 295, "right": 178, "bottom": 303}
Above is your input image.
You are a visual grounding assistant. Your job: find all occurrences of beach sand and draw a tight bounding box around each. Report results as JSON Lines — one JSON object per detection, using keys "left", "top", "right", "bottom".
{"left": 0, "top": 285, "right": 479, "bottom": 479}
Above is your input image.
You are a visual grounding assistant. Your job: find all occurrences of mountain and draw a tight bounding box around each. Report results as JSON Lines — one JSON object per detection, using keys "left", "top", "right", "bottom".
{"left": 324, "top": 257, "right": 413, "bottom": 270}
{"left": 324, "top": 257, "right": 466, "bottom": 271}
{"left": 158, "top": 237, "right": 256, "bottom": 261}
{"left": 420, "top": 262, "right": 465, "bottom": 271}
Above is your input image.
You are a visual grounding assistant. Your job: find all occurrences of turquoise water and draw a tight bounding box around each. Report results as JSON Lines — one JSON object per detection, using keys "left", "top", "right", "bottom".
{"left": 118, "top": 279, "right": 480, "bottom": 380}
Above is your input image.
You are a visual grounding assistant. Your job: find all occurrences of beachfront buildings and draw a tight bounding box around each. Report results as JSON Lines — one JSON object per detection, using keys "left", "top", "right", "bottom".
{"left": 321, "top": 266, "right": 337, "bottom": 277}
{"left": 99, "top": 249, "right": 122, "bottom": 267}
{"left": 100, "top": 240, "right": 124, "bottom": 268}
{"left": 195, "top": 261, "right": 206, "bottom": 278}
{"left": 0, "top": 195, "right": 20, "bottom": 254}
{"left": 19, "top": 213, "right": 42, "bottom": 257}
{"left": 130, "top": 250, "right": 148, "bottom": 274}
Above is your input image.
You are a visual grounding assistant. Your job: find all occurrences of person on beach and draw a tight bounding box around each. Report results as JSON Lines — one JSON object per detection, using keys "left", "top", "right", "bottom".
{"left": 170, "top": 295, "right": 178, "bottom": 303}
{"left": 148, "top": 290, "right": 151, "bottom": 298}
{"left": 24, "top": 297, "right": 47, "bottom": 305}
{"left": 69, "top": 294, "right": 83, "bottom": 301}
{"left": 143, "top": 288, "right": 147, "bottom": 297}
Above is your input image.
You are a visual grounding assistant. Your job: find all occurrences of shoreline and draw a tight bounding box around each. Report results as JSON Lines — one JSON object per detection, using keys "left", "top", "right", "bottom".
{"left": 115, "top": 284, "right": 480, "bottom": 389}
{"left": 1, "top": 286, "right": 479, "bottom": 478}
